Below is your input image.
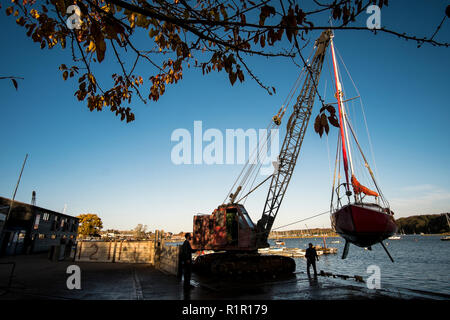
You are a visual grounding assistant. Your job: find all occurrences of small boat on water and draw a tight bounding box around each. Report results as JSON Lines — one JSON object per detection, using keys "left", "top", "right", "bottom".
{"left": 440, "top": 236, "right": 450, "bottom": 241}
{"left": 388, "top": 235, "right": 401, "bottom": 240}
{"left": 330, "top": 240, "right": 340, "bottom": 244}
{"left": 275, "top": 240, "right": 285, "bottom": 245}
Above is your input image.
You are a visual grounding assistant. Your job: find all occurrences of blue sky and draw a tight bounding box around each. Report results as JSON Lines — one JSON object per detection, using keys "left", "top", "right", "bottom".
{"left": 0, "top": 1, "right": 449, "bottom": 233}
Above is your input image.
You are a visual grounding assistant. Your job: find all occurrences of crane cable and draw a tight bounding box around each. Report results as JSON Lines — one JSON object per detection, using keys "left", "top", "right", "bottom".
{"left": 223, "top": 49, "right": 315, "bottom": 204}
{"left": 271, "top": 210, "right": 331, "bottom": 232}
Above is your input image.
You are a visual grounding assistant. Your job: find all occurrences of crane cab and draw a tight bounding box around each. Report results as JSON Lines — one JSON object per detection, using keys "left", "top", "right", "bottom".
{"left": 192, "top": 204, "right": 257, "bottom": 251}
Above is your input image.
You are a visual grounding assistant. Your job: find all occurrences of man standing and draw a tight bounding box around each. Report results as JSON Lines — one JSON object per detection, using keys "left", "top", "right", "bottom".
{"left": 305, "top": 243, "right": 319, "bottom": 278}
{"left": 180, "top": 233, "right": 193, "bottom": 289}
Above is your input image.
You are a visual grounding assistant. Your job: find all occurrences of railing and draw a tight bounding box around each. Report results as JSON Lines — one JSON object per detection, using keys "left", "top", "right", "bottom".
{"left": 332, "top": 182, "right": 385, "bottom": 212}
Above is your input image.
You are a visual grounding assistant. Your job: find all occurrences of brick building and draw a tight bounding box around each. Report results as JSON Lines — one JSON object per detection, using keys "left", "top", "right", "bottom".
{"left": 0, "top": 196, "right": 79, "bottom": 256}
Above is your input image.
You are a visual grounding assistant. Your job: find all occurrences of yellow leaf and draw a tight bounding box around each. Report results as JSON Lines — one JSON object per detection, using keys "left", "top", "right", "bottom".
{"left": 87, "top": 41, "right": 95, "bottom": 52}
{"left": 6, "top": 7, "right": 13, "bottom": 16}
{"left": 30, "top": 9, "right": 40, "bottom": 19}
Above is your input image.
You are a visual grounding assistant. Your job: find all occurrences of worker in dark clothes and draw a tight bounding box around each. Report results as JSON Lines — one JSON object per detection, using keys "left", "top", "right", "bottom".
{"left": 180, "top": 233, "right": 193, "bottom": 289}
{"left": 305, "top": 243, "right": 319, "bottom": 277}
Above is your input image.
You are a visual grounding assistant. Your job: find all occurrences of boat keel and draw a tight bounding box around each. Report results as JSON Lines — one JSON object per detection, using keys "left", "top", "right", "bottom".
{"left": 342, "top": 240, "right": 350, "bottom": 259}
{"left": 380, "top": 241, "right": 394, "bottom": 263}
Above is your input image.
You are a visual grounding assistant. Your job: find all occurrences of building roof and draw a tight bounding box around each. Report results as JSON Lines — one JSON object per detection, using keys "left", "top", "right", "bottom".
{"left": 0, "top": 196, "right": 79, "bottom": 220}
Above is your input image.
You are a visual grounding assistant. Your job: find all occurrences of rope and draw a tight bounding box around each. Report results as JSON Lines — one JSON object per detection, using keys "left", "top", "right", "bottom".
{"left": 223, "top": 47, "right": 316, "bottom": 205}
{"left": 271, "top": 210, "right": 330, "bottom": 231}
{"left": 236, "top": 174, "right": 273, "bottom": 204}
{"left": 223, "top": 121, "right": 272, "bottom": 204}
{"left": 330, "top": 134, "right": 341, "bottom": 211}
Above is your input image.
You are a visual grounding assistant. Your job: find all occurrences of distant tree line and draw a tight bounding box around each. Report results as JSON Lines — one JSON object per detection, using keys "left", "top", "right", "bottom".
{"left": 396, "top": 214, "right": 450, "bottom": 234}
{"left": 270, "top": 228, "right": 337, "bottom": 238}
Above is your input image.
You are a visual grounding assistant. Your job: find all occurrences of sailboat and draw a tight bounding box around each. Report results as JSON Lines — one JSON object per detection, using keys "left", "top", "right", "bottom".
{"left": 327, "top": 33, "right": 397, "bottom": 262}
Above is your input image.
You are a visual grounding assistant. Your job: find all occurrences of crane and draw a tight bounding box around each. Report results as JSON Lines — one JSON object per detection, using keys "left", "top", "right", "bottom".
{"left": 192, "top": 30, "right": 332, "bottom": 275}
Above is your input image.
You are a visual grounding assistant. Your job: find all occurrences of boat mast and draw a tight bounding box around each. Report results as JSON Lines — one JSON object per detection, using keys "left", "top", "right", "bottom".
{"left": 330, "top": 34, "right": 354, "bottom": 196}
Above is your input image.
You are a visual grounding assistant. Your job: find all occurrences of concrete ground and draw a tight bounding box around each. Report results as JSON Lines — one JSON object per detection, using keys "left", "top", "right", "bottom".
{"left": 0, "top": 254, "right": 447, "bottom": 300}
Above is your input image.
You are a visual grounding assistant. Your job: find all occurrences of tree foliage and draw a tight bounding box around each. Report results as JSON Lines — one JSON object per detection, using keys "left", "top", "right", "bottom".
{"left": 2, "top": 1, "right": 449, "bottom": 123}
{"left": 396, "top": 214, "right": 450, "bottom": 234}
{"left": 77, "top": 213, "right": 103, "bottom": 236}
{"left": 133, "top": 223, "right": 147, "bottom": 238}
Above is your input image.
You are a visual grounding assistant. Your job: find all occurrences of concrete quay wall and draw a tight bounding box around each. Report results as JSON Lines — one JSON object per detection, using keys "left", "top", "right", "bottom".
{"left": 75, "top": 231, "right": 180, "bottom": 275}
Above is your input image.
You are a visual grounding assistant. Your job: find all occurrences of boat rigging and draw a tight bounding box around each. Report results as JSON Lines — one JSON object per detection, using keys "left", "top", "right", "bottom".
{"left": 328, "top": 32, "right": 397, "bottom": 262}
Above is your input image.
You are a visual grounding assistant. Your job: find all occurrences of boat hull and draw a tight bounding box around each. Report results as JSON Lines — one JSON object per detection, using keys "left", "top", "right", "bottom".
{"left": 331, "top": 204, "right": 397, "bottom": 247}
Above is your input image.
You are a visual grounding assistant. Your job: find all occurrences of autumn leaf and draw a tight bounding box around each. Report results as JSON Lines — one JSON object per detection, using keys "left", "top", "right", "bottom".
{"left": 3, "top": 0, "right": 443, "bottom": 124}
{"left": 320, "top": 113, "right": 328, "bottom": 126}
{"left": 96, "top": 37, "right": 106, "bottom": 63}
{"left": 11, "top": 79, "right": 18, "bottom": 90}
{"left": 328, "top": 115, "right": 340, "bottom": 127}
{"left": 314, "top": 115, "right": 321, "bottom": 133}
{"left": 229, "top": 71, "right": 237, "bottom": 85}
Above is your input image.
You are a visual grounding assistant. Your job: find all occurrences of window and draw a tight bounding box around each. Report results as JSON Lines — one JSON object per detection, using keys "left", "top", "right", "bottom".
{"left": 51, "top": 234, "right": 56, "bottom": 240}
{"left": 39, "top": 234, "right": 45, "bottom": 239}
{"left": 33, "top": 214, "right": 41, "bottom": 230}
{"left": 52, "top": 216, "right": 59, "bottom": 231}
{"left": 241, "top": 212, "right": 255, "bottom": 229}
{"left": 42, "top": 212, "right": 50, "bottom": 221}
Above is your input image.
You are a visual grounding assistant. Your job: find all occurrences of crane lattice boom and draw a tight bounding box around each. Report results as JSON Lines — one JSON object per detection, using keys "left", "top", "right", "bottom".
{"left": 256, "top": 30, "right": 332, "bottom": 247}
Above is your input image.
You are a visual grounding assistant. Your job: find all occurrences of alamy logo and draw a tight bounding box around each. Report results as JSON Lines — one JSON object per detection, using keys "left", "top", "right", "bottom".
{"left": 366, "top": 5, "right": 381, "bottom": 30}
{"left": 66, "top": 5, "right": 82, "bottom": 30}
{"left": 366, "top": 265, "right": 381, "bottom": 289}
{"left": 171, "top": 121, "right": 280, "bottom": 175}
{"left": 66, "top": 265, "right": 81, "bottom": 290}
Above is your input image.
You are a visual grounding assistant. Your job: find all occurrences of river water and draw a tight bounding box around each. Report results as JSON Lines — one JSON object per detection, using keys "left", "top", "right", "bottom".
{"left": 270, "top": 235, "right": 450, "bottom": 296}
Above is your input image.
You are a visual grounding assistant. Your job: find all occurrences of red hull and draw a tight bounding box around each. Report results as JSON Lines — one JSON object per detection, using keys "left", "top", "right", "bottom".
{"left": 331, "top": 204, "right": 397, "bottom": 247}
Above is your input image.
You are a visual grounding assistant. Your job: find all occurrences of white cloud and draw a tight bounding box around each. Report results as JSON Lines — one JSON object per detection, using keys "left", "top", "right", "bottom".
{"left": 400, "top": 184, "right": 435, "bottom": 192}
{"left": 390, "top": 185, "right": 450, "bottom": 217}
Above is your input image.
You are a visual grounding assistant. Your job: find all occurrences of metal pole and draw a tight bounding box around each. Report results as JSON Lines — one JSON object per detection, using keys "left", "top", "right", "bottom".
{"left": 380, "top": 241, "right": 394, "bottom": 263}
{"left": 6, "top": 154, "right": 28, "bottom": 222}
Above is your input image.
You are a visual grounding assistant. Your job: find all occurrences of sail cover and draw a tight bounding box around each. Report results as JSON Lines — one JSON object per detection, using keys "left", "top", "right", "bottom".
{"left": 351, "top": 175, "right": 379, "bottom": 197}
